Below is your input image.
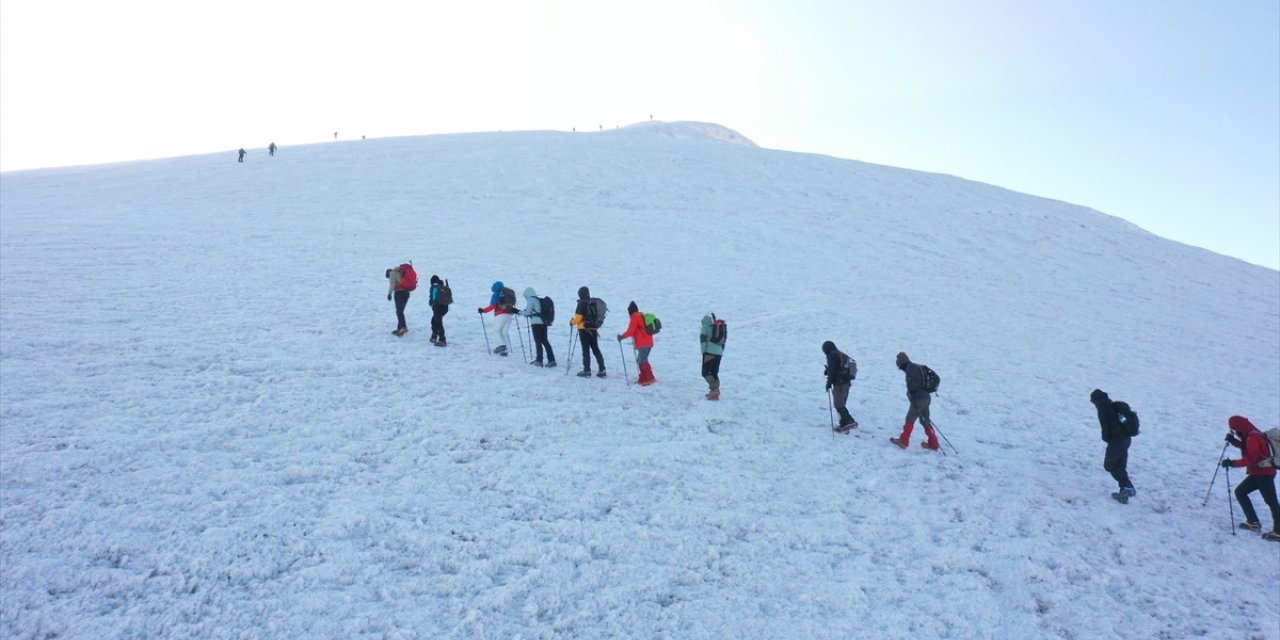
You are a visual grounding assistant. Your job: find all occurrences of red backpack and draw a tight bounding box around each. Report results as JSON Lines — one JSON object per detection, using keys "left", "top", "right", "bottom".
{"left": 397, "top": 263, "right": 418, "bottom": 292}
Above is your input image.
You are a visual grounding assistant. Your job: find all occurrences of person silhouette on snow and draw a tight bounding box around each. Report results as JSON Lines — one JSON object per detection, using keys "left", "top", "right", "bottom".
{"left": 700, "top": 314, "right": 724, "bottom": 400}
{"left": 823, "top": 341, "right": 857, "bottom": 432}
{"left": 385, "top": 266, "right": 411, "bottom": 336}
{"left": 1224, "top": 415, "right": 1280, "bottom": 541}
{"left": 1090, "top": 389, "right": 1137, "bottom": 503}
{"left": 268, "top": 142, "right": 277, "bottom": 156}
{"left": 478, "top": 281, "right": 515, "bottom": 356}
{"left": 237, "top": 148, "right": 246, "bottom": 163}
{"left": 617, "top": 301, "right": 656, "bottom": 385}
{"left": 428, "top": 275, "right": 449, "bottom": 347}
{"left": 891, "top": 352, "right": 939, "bottom": 450}
{"left": 571, "top": 286, "right": 606, "bottom": 377}
{"left": 520, "top": 287, "right": 556, "bottom": 367}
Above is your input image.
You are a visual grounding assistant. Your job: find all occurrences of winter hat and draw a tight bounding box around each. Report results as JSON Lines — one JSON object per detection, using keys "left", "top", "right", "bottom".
{"left": 821, "top": 341, "right": 836, "bottom": 354}
{"left": 385, "top": 269, "right": 393, "bottom": 278}
{"left": 578, "top": 286, "right": 590, "bottom": 300}
{"left": 895, "top": 352, "right": 910, "bottom": 368}
{"left": 491, "top": 281, "right": 504, "bottom": 292}
{"left": 1090, "top": 389, "right": 1109, "bottom": 404}
{"left": 627, "top": 301, "right": 639, "bottom": 315}
{"left": 524, "top": 287, "right": 537, "bottom": 298}
{"left": 430, "top": 275, "right": 442, "bottom": 286}
{"left": 1228, "top": 415, "right": 1257, "bottom": 435}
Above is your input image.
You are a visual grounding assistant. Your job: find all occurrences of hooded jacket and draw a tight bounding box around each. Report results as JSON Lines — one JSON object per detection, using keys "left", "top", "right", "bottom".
{"left": 519, "top": 287, "right": 544, "bottom": 326}
{"left": 571, "top": 286, "right": 600, "bottom": 330}
{"left": 1090, "top": 389, "right": 1127, "bottom": 443}
{"left": 479, "top": 281, "right": 514, "bottom": 316}
{"left": 1227, "top": 415, "right": 1276, "bottom": 477}
{"left": 700, "top": 315, "right": 725, "bottom": 357}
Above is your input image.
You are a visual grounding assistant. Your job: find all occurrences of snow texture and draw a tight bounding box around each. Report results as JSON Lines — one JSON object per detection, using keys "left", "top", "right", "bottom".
{"left": 2, "top": 123, "right": 1278, "bottom": 639}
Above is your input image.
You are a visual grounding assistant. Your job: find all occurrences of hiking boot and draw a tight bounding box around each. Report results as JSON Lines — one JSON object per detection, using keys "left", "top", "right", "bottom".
{"left": 430, "top": 336, "right": 439, "bottom": 344}
{"left": 545, "top": 360, "right": 556, "bottom": 368}
{"left": 706, "top": 390, "right": 720, "bottom": 401}
{"left": 1262, "top": 531, "right": 1280, "bottom": 542}
{"left": 530, "top": 359, "right": 544, "bottom": 367}
{"left": 1239, "top": 521, "right": 1262, "bottom": 532}
{"left": 889, "top": 437, "right": 908, "bottom": 449}
{"left": 434, "top": 340, "right": 447, "bottom": 347}
{"left": 921, "top": 441, "right": 940, "bottom": 451}
{"left": 596, "top": 370, "right": 607, "bottom": 378}
{"left": 577, "top": 370, "right": 593, "bottom": 378}
{"left": 1111, "top": 487, "right": 1136, "bottom": 504}
{"left": 493, "top": 345, "right": 507, "bottom": 354}
{"left": 392, "top": 328, "right": 407, "bottom": 337}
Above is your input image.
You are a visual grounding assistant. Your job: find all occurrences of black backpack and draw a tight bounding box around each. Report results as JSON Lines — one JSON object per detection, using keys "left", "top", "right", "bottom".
{"left": 838, "top": 352, "right": 857, "bottom": 380}
{"left": 920, "top": 364, "right": 940, "bottom": 393}
{"left": 539, "top": 296, "right": 555, "bottom": 326}
{"left": 498, "top": 287, "right": 516, "bottom": 312}
{"left": 586, "top": 298, "right": 607, "bottom": 327}
{"left": 1113, "top": 401, "right": 1140, "bottom": 437}
{"left": 436, "top": 279, "right": 453, "bottom": 306}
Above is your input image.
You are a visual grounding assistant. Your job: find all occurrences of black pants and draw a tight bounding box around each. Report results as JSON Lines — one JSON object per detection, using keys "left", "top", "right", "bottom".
{"left": 702, "top": 354, "right": 721, "bottom": 390}
{"left": 394, "top": 290, "right": 410, "bottom": 330}
{"left": 1104, "top": 436, "right": 1132, "bottom": 490}
{"left": 532, "top": 324, "right": 555, "bottom": 362}
{"left": 430, "top": 304, "right": 448, "bottom": 341}
{"left": 1235, "top": 475, "right": 1280, "bottom": 531}
{"left": 578, "top": 329, "right": 604, "bottom": 371}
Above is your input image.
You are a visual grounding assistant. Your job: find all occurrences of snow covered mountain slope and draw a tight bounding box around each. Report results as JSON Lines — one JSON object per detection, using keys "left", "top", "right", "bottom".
{"left": 2, "top": 123, "right": 1277, "bottom": 638}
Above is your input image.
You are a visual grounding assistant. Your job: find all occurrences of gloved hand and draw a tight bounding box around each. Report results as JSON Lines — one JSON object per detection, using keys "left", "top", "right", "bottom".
{"left": 616, "top": 334, "right": 623, "bottom": 341}
{"left": 477, "top": 307, "right": 484, "bottom": 314}
{"left": 1221, "top": 459, "right": 1234, "bottom": 469}
{"left": 825, "top": 381, "right": 832, "bottom": 391}
{"left": 387, "top": 294, "right": 392, "bottom": 301}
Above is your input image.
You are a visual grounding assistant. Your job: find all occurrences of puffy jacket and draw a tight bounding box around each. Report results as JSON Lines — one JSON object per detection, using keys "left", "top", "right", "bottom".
{"left": 619, "top": 311, "right": 654, "bottom": 348}
{"left": 520, "top": 287, "right": 544, "bottom": 326}
{"left": 1228, "top": 416, "right": 1276, "bottom": 477}
{"left": 479, "top": 280, "right": 514, "bottom": 316}
{"left": 700, "top": 315, "right": 724, "bottom": 356}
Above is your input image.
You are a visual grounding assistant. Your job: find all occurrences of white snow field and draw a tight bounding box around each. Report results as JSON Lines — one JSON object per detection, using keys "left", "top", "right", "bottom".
{"left": 2, "top": 122, "right": 1278, "bottom": 639}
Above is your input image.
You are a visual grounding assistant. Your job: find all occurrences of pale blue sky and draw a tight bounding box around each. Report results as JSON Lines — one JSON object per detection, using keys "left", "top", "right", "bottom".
{"left": 2, "top": 0, "right": 1277, "bottom": 268}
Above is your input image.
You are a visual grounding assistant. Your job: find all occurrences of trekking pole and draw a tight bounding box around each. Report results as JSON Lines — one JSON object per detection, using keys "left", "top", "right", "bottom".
{"left": 479, "top": 312, "right": 491, "bottom": 355}
{"left": 617, "top": 339, "right": 631, "bottom": 387}
{"left": 930, "top": 420, "right": 958, "bottom": 455}
{"left": 1203, "top": 442, "right": 1230, "bottom": 507}
{"left": 564, "top": 326, "right": 577, "bottom": 376}
{"left": 515, "top": 315, "right": 528, "bottom": 362}
{"left": 1225, "top": 466, "right": 1237, "bottom": 536}
{"left": 827, "top": 389, "right": 836, "bottom": 439}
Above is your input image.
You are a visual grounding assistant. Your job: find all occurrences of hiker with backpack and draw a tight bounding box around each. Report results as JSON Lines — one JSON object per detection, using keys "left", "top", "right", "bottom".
{"left": 477, "top": 281, "right": 517, "bottom": 356}
{"left": 519, "top": 287, "right": 556, "bottom": 367}
{"left": 890, "top": 352, "right": 940, "bottom": 450}
{"left": 570, "top": 286, "right": 607, "bottom": 377}
{"left": 617, "top": 301, "right": 656, "bottom": 386}
{"left": 1089, "top": 389, "right": 1138, "bottom": 503}
{"left": 428, "top": 275, "right": 452, "bottom": 346}
{"left": 1223, "top": 415, "right": 1280, "bottom": 541}
{"left": 385, "top": 263, "right": 416, "bottom": 337}
{"left": 822, "top": 341, "right": 858, "bottom": 432}
{"left": 700, "top": 314, "right": 726, "bottom": 400}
